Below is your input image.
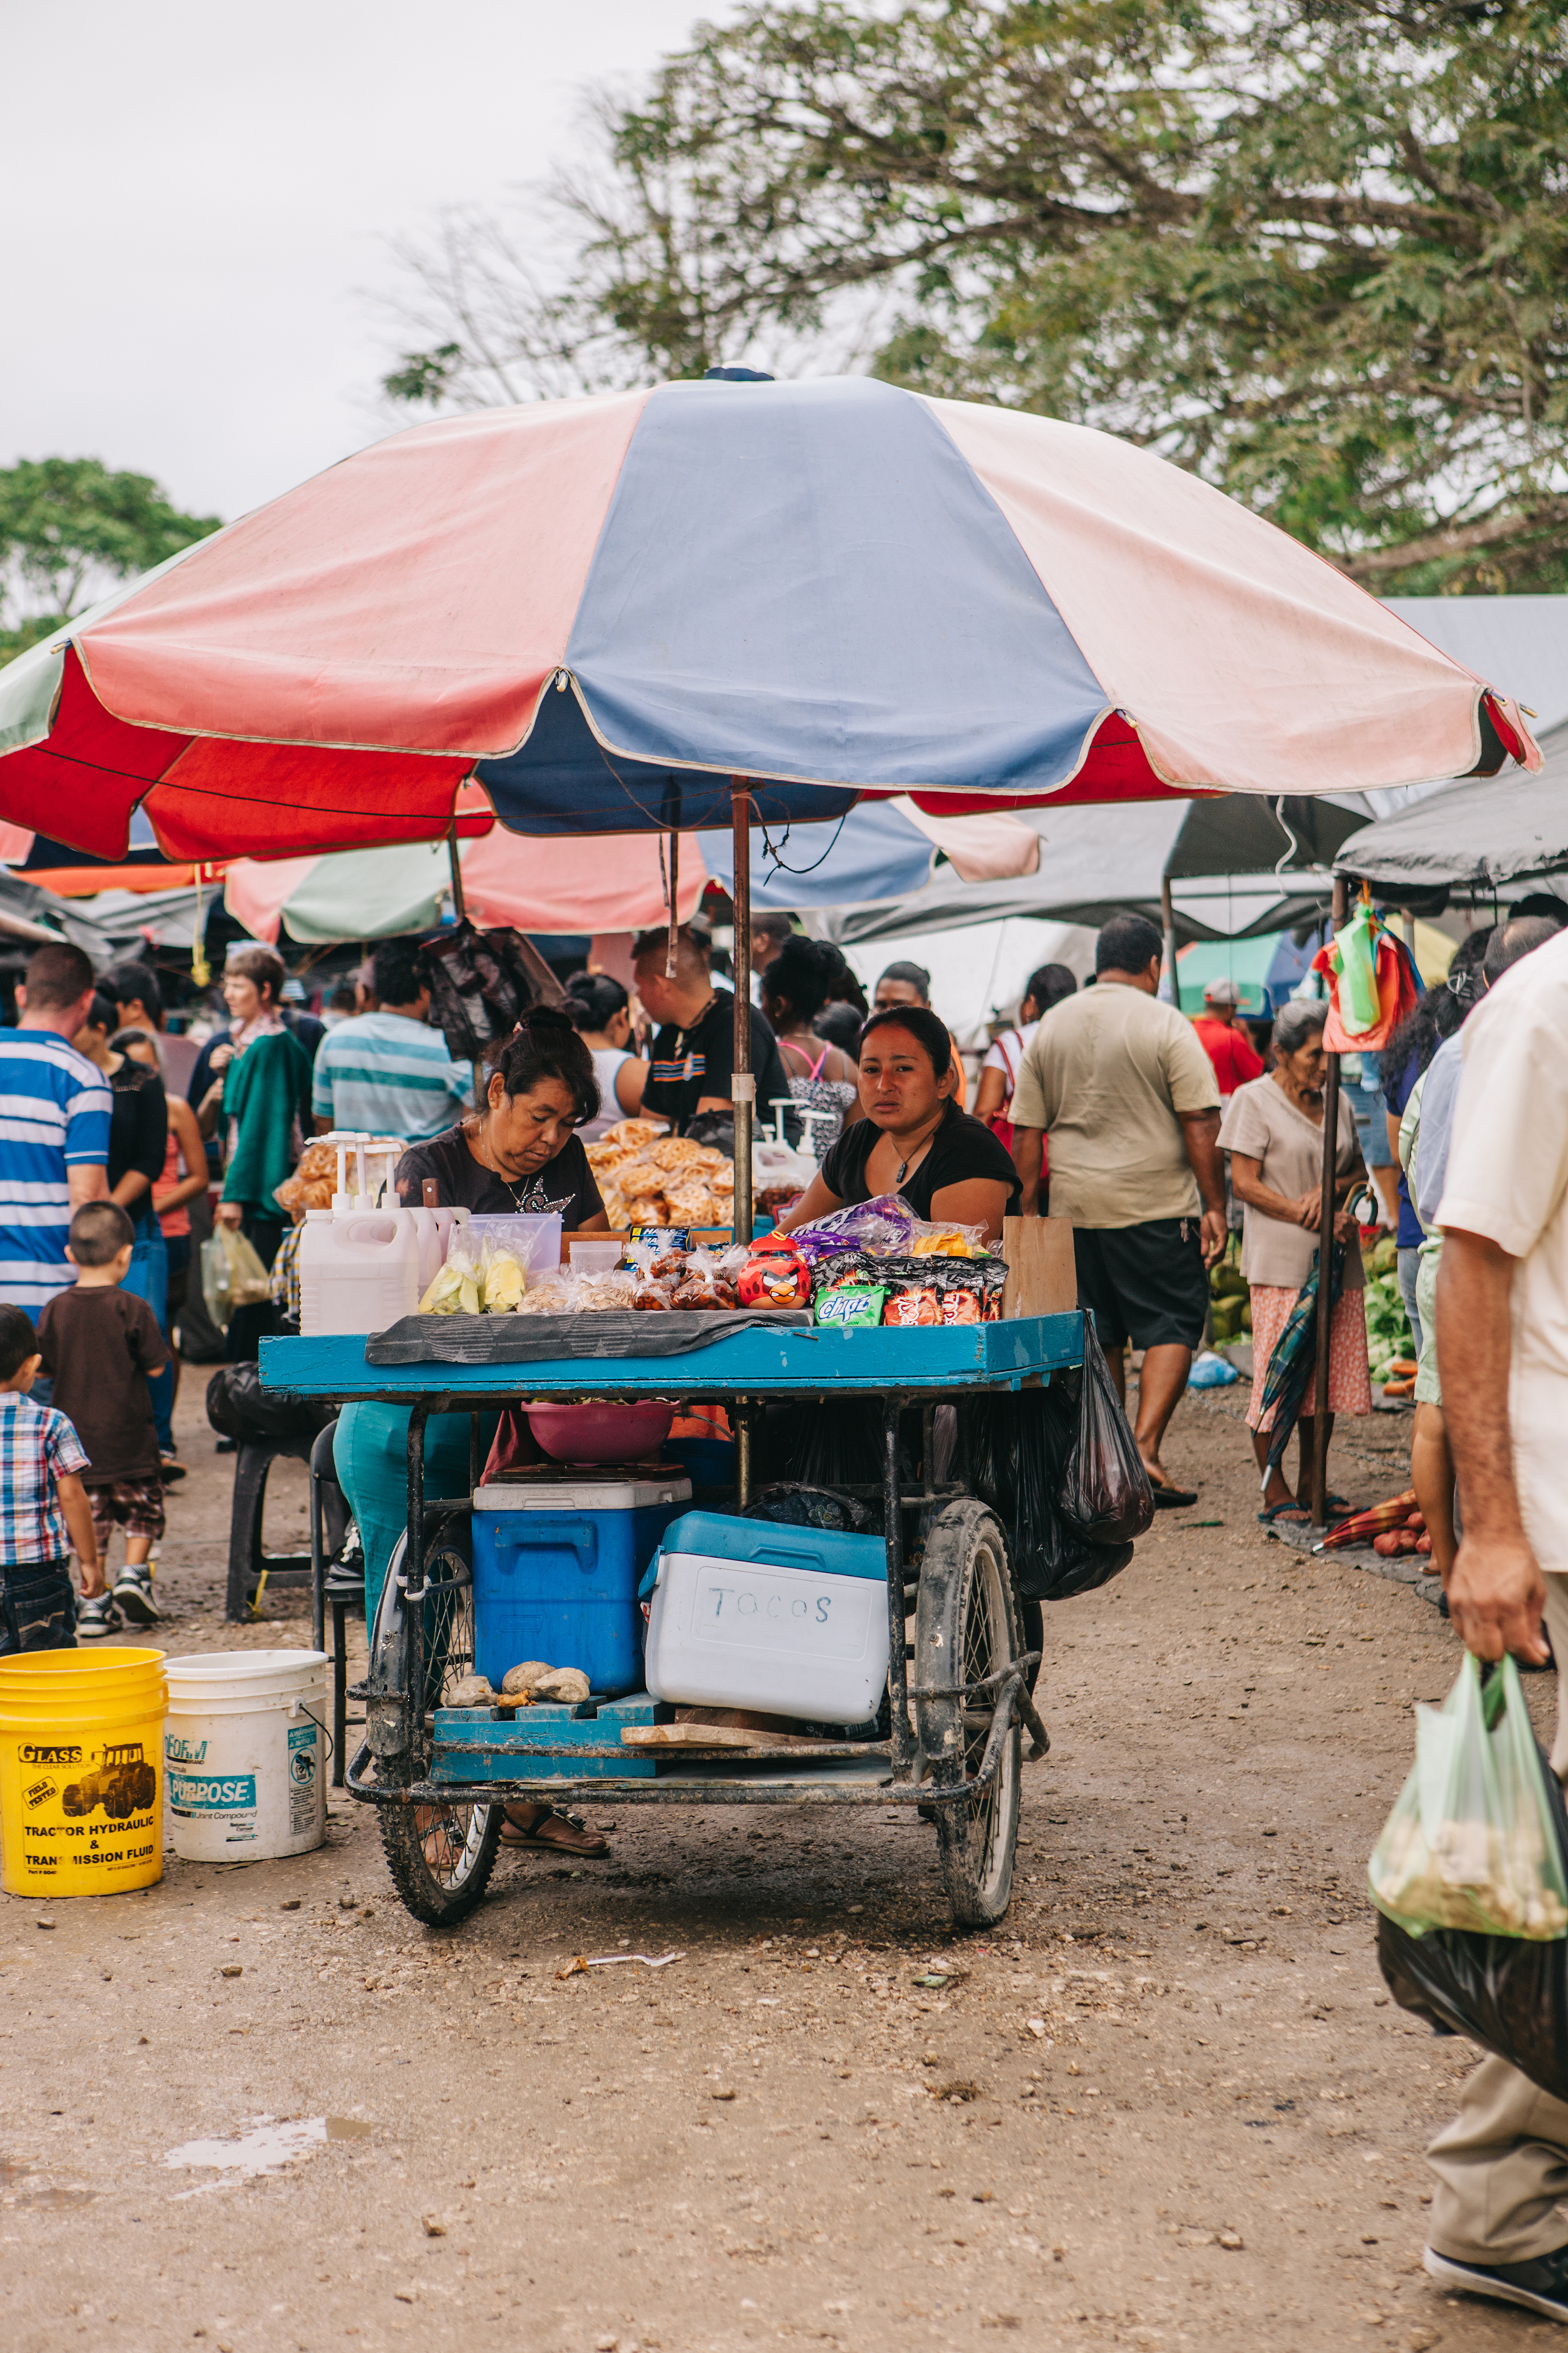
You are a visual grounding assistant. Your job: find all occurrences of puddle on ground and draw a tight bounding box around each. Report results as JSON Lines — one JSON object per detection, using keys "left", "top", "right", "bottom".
{"left": 163, "top": 2114, "right": 376, "bottom": 2196}
{"left": 165, "top": 2116, "right": 327, "bottom": 2195}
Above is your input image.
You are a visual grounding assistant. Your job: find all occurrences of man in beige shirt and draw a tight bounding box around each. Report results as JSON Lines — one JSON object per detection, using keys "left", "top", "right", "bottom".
{"left": 1421, "top": 922, "right": 1568, "bottom": 2323}
{"left": 1010, "top": 912, "right": 1225, "bottom": 1505}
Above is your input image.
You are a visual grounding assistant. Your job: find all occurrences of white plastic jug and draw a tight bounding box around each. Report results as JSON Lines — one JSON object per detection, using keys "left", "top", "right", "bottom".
{"left": 408, "top": 1204, "right": 471, "bottom": 1294}
{"left": 298, "top": 1207, "right": 421, "bottom": 1336}
{"left": 163, "top": 1651, "right": 330, "bottom": 1861}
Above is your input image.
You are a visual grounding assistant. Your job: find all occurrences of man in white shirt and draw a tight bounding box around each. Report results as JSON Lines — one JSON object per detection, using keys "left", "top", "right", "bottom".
{"left": 1423, "top": 922, "right": 1568, "bottom": 2320}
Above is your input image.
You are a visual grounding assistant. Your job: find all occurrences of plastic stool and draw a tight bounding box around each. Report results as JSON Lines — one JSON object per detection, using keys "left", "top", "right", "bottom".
{"left": 308, "top": 1420, "right": 355, "bottom": 1786}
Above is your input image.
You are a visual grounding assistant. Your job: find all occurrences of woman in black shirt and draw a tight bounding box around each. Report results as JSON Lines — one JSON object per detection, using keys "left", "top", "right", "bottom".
{"left": 779, "top": 1007, "right": 1019, "bottom": 1246}
{"left": 353, "top": 1008, "right": 610, "bottom": 1863}
{"left": 394, "top": 1010, "right": 607, "bottom": 1229}
{"left": 73, "top": 992, "right": 169, "bottom": 1213}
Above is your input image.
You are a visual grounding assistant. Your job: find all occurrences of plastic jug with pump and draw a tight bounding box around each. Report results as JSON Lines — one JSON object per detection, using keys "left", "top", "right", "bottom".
{"left": 298, "top": 1136, "right": 427, "bottom": 1337}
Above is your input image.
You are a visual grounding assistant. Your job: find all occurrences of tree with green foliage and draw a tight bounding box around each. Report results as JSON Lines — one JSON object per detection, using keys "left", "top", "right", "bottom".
{"left": 383, "top": 0, "right": 1568, "bottom": 592}
{"left": 0, "top": 457, "right": 221, "bottom": 660}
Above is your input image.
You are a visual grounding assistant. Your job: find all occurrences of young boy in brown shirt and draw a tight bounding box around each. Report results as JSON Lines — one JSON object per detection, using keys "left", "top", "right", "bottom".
{"left": 38, "top": 1200, "right": 169, "bottom": 1634}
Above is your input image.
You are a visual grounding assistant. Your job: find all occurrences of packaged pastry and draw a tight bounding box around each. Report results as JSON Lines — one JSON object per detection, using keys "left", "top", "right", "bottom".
{"left": 882, "top": 1281, "right": 940, "bottom": 1327}
{"left": 814, "top": 1282, "right": 888, "bottom": 1328}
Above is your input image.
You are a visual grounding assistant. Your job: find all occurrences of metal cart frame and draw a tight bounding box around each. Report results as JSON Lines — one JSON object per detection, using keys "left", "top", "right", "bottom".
{"left": 261, "top": 1311, "right": 1083, "bottom": 1926}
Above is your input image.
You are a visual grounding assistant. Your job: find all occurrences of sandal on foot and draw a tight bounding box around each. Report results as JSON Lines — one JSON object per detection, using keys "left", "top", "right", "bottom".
{"left": 1150, "top": 1482, "right": 1199, "bottom": 1509}
{"left": 1258, "top": 1500, "right": 1312, "bottom": 1524}
{"left": 500, "top": 1806, "right": 609, "bottom": 1857}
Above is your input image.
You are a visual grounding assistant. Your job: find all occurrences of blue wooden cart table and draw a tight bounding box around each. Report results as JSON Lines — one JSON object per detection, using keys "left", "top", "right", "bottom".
{"left": 258, "top": 1311, "right": 1083, "bottom": 1932}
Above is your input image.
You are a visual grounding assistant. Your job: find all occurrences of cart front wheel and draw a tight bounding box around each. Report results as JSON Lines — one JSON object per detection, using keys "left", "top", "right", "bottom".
{"left": 915, "top": 1499, "right": 1021, "bottom": 1928}
{"left": 379, "top": 1769, "right": 502, "bottom": 1927}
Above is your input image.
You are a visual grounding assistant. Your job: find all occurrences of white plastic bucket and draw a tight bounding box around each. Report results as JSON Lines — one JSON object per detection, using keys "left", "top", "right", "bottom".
{"left": 162, "top": 1651, "right": 330, "bottom": 1861}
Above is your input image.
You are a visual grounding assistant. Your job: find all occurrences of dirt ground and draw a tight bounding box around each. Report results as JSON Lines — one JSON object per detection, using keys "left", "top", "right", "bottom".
{"left": 1, "top": 1366, "right": 1553, "bottom": 2353}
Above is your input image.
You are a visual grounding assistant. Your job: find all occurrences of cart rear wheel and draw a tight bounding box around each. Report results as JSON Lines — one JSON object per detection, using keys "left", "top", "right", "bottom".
{"left": 379, "top": 1768, "right": 502, "bottom": 1927}
{"left": 915, "top": 1499, "right": 1021, "bottom": 1928}
{"left": 371, "top": 1525, "right": 501, "bottom": 1926}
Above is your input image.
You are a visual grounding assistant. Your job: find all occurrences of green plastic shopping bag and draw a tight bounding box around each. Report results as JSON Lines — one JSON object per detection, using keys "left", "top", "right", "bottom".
{"left": 1369, "top": 1653, "right": 1568, "bottom": 1940}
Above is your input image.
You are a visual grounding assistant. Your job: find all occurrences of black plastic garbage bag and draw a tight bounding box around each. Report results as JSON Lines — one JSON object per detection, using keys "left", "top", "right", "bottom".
{"left": 741, "top": 1483, "right": 878, "bottom": 1535}
{"left": 1378, "top": 1720, "right": 1568, "bottom": 2101}
{"left": 968, "top": 1386, "right": 1135, "bottom": 1604}
{"left": 422, "top": 920, "right": 562, "bottom": 1064}
{"left": 1059, "top": 1318, "right": 1156, "bottom": 1545}
{"left": 206, "top": 1362, "right": 334, "bottom": 1450}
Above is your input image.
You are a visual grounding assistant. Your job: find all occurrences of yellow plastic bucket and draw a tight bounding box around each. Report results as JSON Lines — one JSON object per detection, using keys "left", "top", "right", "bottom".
{"left": 0, "top": 1647, "right": 167, "bottom": 1898}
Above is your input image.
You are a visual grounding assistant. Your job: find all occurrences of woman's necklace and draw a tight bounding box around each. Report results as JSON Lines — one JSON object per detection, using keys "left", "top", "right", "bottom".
{"left": 471, "top": 1121, "right": 537, "bottom": 1209}
{"left": 892, "top": 1112, "right": 945, "bottom": 1187}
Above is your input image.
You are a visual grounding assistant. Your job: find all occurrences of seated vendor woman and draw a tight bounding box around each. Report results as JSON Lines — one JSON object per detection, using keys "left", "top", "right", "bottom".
{"left": 778, "top": 1006, "right": 1019, "bottom": 1246}
{"left": 334, "top": 1008, "right": 610, "bottom": 1860}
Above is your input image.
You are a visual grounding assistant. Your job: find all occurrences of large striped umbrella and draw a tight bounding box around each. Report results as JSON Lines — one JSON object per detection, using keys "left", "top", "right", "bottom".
{"left": 0, "top": 375, "right": 1537, "bottom": 867}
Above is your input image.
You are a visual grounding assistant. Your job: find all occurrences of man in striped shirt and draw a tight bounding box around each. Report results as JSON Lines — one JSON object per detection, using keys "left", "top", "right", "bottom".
{"left": 0, "top": 943, "right": 111, "bottom": 1316}
{"left": 311, "top": 938, "right": 472, "bottom": 1143}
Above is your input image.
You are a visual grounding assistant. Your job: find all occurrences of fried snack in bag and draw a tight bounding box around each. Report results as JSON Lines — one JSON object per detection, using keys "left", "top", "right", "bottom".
{"left": 478, "top": 1240, "right": 528, "bottom": 1313}
{"left": 420, "top": 1244, "right": 482, "bottom": 1315}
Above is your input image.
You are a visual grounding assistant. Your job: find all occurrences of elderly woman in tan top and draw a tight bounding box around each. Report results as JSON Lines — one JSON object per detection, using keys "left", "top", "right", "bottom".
{"left": 1218, "top": 998, "right": 1372, "bottom": 1524}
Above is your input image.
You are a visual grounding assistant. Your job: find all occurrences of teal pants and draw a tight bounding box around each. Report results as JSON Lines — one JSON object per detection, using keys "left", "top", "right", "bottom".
{"left": 332, "top": 1402, "right": 496, "bottom": 1625}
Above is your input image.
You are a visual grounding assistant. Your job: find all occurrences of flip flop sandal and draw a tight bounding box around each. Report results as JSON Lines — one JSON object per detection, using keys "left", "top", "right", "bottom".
{"left": 499, "top": 1808, "right": 609, "bottom": 1857}
{"left": 1258, "top": 1500, "right": 1312, "bottom": 1524}
{"left": 1151, "top": 1484, "right": 1199, "bottom": 1509}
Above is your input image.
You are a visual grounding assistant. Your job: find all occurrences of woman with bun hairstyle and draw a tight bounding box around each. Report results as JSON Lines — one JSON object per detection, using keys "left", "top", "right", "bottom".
{"left": 778, "top": 1005, "right": 1019, "bottom": 1246}
{"left": 758, "top": 937, "right": 860, "bottom": 1148}
{"left": 334, "top": 1007, "right": 612, "bottom": 1859}
{"left": 392, "top": 1008, "right": 609, "bottom": 1226}
{"left": 561, "top": 973, "right": 647, "bottom": 1144}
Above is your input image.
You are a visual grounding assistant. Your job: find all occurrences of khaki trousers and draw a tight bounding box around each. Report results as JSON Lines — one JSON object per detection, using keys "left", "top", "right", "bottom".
{"left": 1428, "top": 1571, "right": 1568, "bottom": 2264}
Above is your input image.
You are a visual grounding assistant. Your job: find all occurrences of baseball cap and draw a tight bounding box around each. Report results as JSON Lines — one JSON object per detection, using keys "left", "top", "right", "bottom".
{"left": 1203, "top": 978, "right": 1245, "bottom": 1006}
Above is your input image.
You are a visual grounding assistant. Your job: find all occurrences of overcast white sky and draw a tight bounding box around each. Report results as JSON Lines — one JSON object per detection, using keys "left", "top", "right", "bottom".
{"left": 0, "top": 2, "right": 723, "bottom": 522}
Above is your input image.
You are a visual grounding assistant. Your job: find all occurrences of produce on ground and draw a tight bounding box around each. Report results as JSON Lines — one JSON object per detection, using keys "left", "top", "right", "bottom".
{"left": 1364, "top": 1265, "right": 1415, "bottom": 1384}
{"left": 1319, "top": 1490, "right": 1423, "bottom": 1553}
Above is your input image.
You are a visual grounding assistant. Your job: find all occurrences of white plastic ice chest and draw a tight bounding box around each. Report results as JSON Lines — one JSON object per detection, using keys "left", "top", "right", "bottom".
{"left": 642, "top": 1510, "right": 891, "bottom": 1723}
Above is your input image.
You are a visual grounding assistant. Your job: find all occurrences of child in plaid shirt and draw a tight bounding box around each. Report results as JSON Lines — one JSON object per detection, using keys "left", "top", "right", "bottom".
{"left": 38, "top": 1201, "right": 169, "bottom": 1636}
{"left": 0, "top": 1301, "right": 101, "bottom": 1653}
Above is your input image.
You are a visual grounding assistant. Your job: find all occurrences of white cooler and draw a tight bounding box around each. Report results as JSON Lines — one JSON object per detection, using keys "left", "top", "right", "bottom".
{"left": 641, "top": 1510, "right": 891, "bottom": 1723}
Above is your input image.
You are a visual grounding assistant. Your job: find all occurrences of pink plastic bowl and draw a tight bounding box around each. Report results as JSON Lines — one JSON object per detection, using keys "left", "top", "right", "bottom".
{"left": 526, "top": 1399, "right": 675, "bottom": 1466}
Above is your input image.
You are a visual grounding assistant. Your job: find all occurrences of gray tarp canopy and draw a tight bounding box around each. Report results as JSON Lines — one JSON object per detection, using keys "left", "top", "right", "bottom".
{"left": 1333, "top": 723, "right": 1568, "bottom": 896}
{"left": 820, "top": 795, "right": 1349, "bottom": 948}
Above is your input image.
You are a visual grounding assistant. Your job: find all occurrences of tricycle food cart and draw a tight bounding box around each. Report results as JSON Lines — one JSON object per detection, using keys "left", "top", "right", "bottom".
{"left": 260, "top": 1308, "right": 1083, "bottom": 1932}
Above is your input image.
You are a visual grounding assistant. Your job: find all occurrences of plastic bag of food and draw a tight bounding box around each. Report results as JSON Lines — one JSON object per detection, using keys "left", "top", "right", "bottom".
{"left": 477, "top": 1238, "right": 528, "bottom": 1314}
{"left": 1057, "top": 1318, "right": 1155, "bottom": 1544}
{"left": 908, "top": 1218, "right": 989, "bottom": 1258}
{"left": 670, "top": 1248, "right": 737, "bottom": 1311}
{"left": 202, "top": 1224, "right": 272, "bottom": 1330}
{"left": 790, "top": 1193, "right": 919, "bottom": 1263}
{"left": 420, "top": 1240, "right": 482, "bottom": 1316}
{"left": 1370, "top": 1654, "right": 1568, "bottom": 1940}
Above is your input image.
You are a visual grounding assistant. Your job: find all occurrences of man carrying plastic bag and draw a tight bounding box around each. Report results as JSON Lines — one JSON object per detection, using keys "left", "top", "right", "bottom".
{"left": 1410, "top": 918, "right": 1568, "bottom": 2321}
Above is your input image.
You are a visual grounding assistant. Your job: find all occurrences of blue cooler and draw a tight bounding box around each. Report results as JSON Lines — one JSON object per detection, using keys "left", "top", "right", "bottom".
{"left": 471, "top": 1473, "right": 691, "bottom": 1697}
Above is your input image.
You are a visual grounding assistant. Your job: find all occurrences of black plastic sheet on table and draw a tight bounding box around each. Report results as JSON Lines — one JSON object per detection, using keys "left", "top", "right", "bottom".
{"left": 365, "top": 1308, "right": 813, "bottom": 1364}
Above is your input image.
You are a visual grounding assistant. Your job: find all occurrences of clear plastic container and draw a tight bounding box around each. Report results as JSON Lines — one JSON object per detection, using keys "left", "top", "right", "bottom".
{"left": 568, "top": 1238, "right": 626, "bottom": 1274}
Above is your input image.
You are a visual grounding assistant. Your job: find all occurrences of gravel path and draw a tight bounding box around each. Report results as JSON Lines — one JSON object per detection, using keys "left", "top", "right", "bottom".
{"left": 0, "top": 1372, "right": 1538, "bottom": 2352}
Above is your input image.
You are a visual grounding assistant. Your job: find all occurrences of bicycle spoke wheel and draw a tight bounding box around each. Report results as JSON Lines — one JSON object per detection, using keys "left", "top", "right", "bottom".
{"left": 915, "top": 1499, "right": 1021, "bottom": 1928}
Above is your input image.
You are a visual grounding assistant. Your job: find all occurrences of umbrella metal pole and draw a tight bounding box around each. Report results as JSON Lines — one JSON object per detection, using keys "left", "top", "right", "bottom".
{"left": 731, "top": 781, "right": 754, "bottom": 1250}
{"left": 448, "top": 822, "right": 485, "bottom": 1114}
{"left": 1309, "top": 875, "right": 1349, "bottom": 1526}
{"left": 1160, "top": 874, "right": 1178, "bottom": 1005}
